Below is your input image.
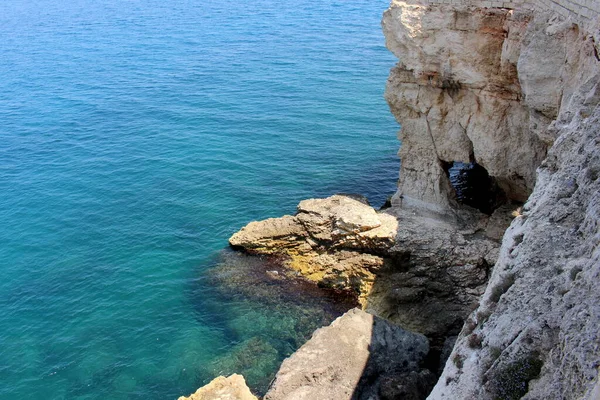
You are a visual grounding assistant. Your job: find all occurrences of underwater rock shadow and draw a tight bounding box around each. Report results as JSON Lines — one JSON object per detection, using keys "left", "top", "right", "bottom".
{"left": 185, "top": 248, "right": 358, "bottom": 394}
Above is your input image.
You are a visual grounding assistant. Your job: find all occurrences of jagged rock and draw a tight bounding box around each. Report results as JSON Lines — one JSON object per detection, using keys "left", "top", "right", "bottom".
{"left": 229, "top": 195, "right": 398, "bottom": 305}
{"left": 428, "top": 68, "right": 600, "bottom": 400}
{"left": 264, "top": 308, "right": 434, "bottom": 400}
{"left": 229, "top": 215, "right": 308, "bottom": 254}
{"left": 178, "top": 374, "right": 257, "bottom": 400}
{"left": 230, "top": 195, "right": 398, "bottom": 253}
{"left": 366, "top": 207, "right": 501, "bottom": 341}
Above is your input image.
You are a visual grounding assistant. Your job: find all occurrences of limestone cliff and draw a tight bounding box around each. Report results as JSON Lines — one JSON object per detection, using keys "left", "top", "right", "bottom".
{"left": 382, "top": 1, "right": 600, "bottom": 399}
{"left": 383, "top": 2, "right": 548, "bottom": 211}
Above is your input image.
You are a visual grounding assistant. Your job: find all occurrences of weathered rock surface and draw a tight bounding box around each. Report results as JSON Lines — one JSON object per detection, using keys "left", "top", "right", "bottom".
{"left": 426, "top": 23, "right": 600, "bottom": 398}
{"left": 264, "top": 308, "right": 434, "bottom": 400}
{"left": 230, "top": 195, "right": 398, "bottom": 255}
{"left": 383, "top": 1, "right": 549, "bottom": 212}
{"left": 366, "top": 207, "right": 501, "bottom": 342}
{"left": 230, "top": 195, "right": 398, "bottom": 306}
{"left": 379, "top": 3, "right": 600, "bottom": 399}
{"left": 178, "top": 374, "right": 257, "bottom": 400}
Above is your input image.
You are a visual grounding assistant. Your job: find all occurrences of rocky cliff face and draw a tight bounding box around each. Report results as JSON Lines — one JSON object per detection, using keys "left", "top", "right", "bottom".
{"left": 383, "top": 2, "right": 549, "bottom": 212}
{"left": 381, "top": 1, "right": 600, "bottom": 399}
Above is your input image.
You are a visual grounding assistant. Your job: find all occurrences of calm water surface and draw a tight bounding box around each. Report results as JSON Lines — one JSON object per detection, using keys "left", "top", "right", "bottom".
{"left": 0, "top": 0, "right": 399, "bottom": 398}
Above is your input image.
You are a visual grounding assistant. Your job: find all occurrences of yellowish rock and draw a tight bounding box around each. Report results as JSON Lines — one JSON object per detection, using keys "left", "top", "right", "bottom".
{"left": 178, "top": 374, "right": 257, "bottom": 400}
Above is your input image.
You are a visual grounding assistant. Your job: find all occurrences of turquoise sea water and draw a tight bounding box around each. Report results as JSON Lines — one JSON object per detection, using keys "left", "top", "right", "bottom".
{"left": 0, "top": 0, "right": 399, "bottom": 398}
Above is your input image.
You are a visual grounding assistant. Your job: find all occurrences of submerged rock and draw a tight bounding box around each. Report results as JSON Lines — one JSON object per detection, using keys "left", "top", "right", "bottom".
{"left": 197, "top": 250, "right": 357, "bottom": 393}
{"left": 264, "top": 308, "right": 434, "bottom": 400}
{"left": 178, "top": 374, "right": 257, "bottom": 400}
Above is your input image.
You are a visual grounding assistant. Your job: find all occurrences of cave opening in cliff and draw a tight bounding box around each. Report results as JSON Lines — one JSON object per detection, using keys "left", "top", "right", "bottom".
{"left": 444, "top": 161, "right": 506, "bottom": 215}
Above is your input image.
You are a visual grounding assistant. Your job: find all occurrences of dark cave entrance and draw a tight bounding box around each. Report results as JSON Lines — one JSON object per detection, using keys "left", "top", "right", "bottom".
{"left": 443, "top": 161, "right": 506, "bottom": 215}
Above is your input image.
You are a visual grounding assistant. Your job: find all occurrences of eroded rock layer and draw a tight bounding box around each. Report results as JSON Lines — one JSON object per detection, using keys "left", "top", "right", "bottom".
{"left": 422, "top": 14, "right": 600, "bottom": 400}
{"left": 381, "top": 2, "right": 600, "bottom": 398}
{"left": 383, "top": 2, "right": 555, "bottom": 212}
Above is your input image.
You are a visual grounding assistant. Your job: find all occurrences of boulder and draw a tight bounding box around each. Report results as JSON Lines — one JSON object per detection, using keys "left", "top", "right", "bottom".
{"left": 264, "top": 308, "right": 435, "bottom": 400}
{"left": 178, "top": 374, "right": 257, "bottom": 400}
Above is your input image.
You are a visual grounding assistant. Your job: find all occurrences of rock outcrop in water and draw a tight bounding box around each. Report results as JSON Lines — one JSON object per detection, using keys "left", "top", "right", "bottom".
{"left": 229, "top": 194, "right": 511, "bottom": 348}
{"left": 229, "top": 195, "right": 397, "bottom": 307}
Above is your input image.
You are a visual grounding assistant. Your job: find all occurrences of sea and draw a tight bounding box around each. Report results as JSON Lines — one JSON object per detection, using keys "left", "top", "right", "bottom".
{"left": 0, "top": 0, "right": 399, "bottom": 398}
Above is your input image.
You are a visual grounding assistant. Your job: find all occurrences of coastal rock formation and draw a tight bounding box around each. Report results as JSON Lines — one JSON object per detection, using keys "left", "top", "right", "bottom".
{"left": 178, "top": 374, "right": 257, "bottom": 400}
{"left": 230, "top": 194, "right": 508, "bottom": 346}
{"left": 424, "top": 16, "right": 600, "bottom": 400}
{"left": 365, "top": 206, "right": 502, "bottom": 342}
{"left": 429, "top": 101, "right": 600, "bottom": 399}
{"left": 264, "top": 308, "right": 434, "bottom": 400}
{"left": 230, "top": 195, "right": 398, "bottom": 306}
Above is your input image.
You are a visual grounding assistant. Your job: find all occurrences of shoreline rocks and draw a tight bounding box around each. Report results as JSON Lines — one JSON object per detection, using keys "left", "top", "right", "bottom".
{"left": 177, "top": 374, "right": 257, "bottom": 400}
{"left": 229, "top": 195, "right": 398, "bottom": 307}
{"left": 229, "top": 194, "right": 512, "bottom": 351}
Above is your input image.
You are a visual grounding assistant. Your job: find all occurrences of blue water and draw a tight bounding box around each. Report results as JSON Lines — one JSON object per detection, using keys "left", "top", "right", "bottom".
{"left": 0, "top": 0, "right": 399, "bottom": 398}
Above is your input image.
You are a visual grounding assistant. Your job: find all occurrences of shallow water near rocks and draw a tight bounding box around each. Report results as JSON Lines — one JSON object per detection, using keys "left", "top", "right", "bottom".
{"left": 0, "top": 0, "right": 398, "bottom": 398}
{"left": 198, "top": 250, "right": 358, "bottom": 393}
